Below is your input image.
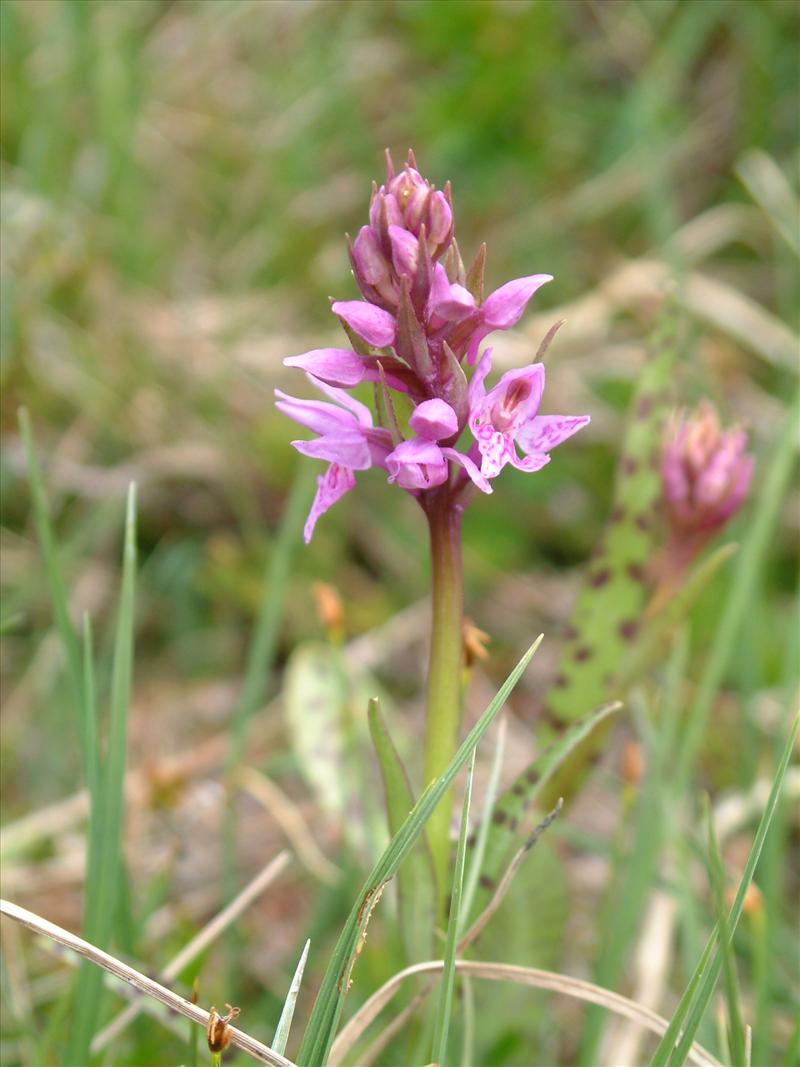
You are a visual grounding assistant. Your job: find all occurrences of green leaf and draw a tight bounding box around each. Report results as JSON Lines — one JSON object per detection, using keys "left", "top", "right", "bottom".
{"left": 431, "top": 750, "right": 475, "bottom": 1067}
{"left": 296, "top": 635, "right": 543, "bottom": 1067}
{"left": 273, "top": 939, "right": 311, "bottom": 1056}
{"left": 368, "top": 698, "right": 436, "bottom": 963}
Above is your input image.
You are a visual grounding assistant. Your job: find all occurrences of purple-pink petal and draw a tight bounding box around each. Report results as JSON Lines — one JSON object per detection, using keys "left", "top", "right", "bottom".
{"left": 409, "top": 398, "right": 459, "bottom": 441}
{"left": 389, "top": 225, "right": 419, "bottom": 278}
{"left": 274, "top": 389, "right": 361, "bottom": 437}
{"left": 284, "top": 348, "right": 370, "bottom": 388}
{"left": 516, "top": 414, "right": 591, "bottom": 455}
{"left": 292, "top": 431, "right": 373, "bottom": 470}
{"left": 480, "top": 274, "right": 553, "bottom": 329}
{"left": 332, "top": 300, "right": 396, "bottom": 348}
{"left": 441, "top": 447, "right": 493, "bottom": 494}
{"left": 304, "top": 463, "right": 355, "bottom": 543}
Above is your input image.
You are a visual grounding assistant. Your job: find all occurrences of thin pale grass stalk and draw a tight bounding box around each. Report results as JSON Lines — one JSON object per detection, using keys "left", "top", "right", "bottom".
{"left": 0, "top": 900, "right": 296, "bottom": 1067}
{"left": 272, "top": 939, "right": 311, "bottom": 1056}
{"left": 91, "top": 850, "right": 291, "bottom": 1053}
{"left": 431, "top": 751, "right": 475, "bottom": 1066}
{"left": 238, "top": 768, "right": 341, "bottom": 885}
{"left": 330, "top": 959, "right": 721, "bottom": 1067}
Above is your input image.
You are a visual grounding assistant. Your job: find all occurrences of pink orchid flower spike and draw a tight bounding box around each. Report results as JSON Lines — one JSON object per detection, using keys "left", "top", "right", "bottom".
{"left": 468, "top": 349, "right": 591, "bottom": 479}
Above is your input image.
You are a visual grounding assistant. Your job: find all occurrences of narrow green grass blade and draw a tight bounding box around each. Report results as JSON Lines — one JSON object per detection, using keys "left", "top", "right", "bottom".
{"left": 81, "top": 613, "right": 100, "bottom": 807}
{"left": 705, "top": 797, "right": 746, "bottom": 1067}
{"left": 650, "top": 712, "right": 799, "bottom": 1067}
{"left": 62, "top": 484, "right": 137, "bottom": 1066}
{"left": 431, "top": 750, "right": 475, "bottom": 1067}
{"left": 296, "top": 635, "right": 543, "bottom": 1067}
{"left": 18, "top": 408, "right": 84, "bottom": 739}
{"left": 368, "top": 697, "right": 436, "bottom": 963}
{"left": 273, "top": 939, "right": 311, "bottom": 1056}
{"left": 461, "top": 715, "right": 506, "bottom": 928}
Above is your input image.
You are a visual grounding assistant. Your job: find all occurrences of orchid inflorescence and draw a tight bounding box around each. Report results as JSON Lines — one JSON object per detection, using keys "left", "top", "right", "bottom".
{"left": 661, "top": 399, "right": 754, "bottom": 563}
{"left": 276, "top": 150, "right": 590, "bottom": 542}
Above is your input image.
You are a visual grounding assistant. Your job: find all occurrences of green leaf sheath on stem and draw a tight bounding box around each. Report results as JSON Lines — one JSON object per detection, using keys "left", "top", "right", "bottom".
{"left": 422, "top": 490, "right": 465, "bottom": 914}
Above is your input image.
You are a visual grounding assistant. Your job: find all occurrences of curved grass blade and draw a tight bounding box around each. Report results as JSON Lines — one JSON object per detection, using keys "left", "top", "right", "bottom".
{"left": 296, "top": 635, "right": 543, "bottom": 1067}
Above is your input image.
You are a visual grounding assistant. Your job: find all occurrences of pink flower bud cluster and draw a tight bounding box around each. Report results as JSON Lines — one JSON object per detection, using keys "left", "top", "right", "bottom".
{"left": 277, "top": 150, "right": 590, "bottom": 542}
{"left": 661, "top": 400, "right": 753, "bottom": 557}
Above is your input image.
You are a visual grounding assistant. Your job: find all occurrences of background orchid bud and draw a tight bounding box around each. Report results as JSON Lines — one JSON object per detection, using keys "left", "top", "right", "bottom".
{"left": 661, "top": 401, "right": 754, "bottom": 543}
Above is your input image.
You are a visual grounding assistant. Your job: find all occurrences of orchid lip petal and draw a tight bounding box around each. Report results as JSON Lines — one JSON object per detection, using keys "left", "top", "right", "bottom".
{"left": 516, "top": 414, "right": 591, "bottom": 455}
{"left": 303, "top": 463, "right": 355, "bottom": 543}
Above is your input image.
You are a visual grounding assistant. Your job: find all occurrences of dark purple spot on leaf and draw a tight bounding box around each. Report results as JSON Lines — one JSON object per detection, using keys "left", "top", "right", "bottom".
{"left": 627, "top": 562, "right": 647, "bottom": 583}
{"left": 609, "top": 505, "right": 626, "bottom": 523}
{"left": 589, "top": 567, "right": 612, "bottom": 587}
{"left": 621, "top": 456, "right": 638, "bottom": 476}
{"left": 637, "top": 394, "right": 655, "bottom": 419}
{"left": 619, "top": 619, "right": 639, "bottom": 641}
{"left": 553, "top": 673, "right": 568, "bottom": 689}
{"left": 574, "top": 645, "right": 593, "bottom": 662}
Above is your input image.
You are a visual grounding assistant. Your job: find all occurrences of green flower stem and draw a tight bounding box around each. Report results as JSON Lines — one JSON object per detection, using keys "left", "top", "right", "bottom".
{"left": 422, "top": 490, "right": 465, "bottom": 913}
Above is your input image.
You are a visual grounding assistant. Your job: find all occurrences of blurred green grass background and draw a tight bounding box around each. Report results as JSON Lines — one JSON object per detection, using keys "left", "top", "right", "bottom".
{"left": 1, "top": 2, "right": 798, "bottom": 1065}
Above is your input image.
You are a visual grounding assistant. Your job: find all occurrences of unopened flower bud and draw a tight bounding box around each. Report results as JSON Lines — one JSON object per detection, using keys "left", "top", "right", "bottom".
{"left": 662, "top": 402, "right": 753, "bottom": 550}
{"left": 207, "top": 1004, "right": 240, "bottom": 1055}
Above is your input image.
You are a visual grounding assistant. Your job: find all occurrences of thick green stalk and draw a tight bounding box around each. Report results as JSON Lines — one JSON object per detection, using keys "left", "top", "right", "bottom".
{"left": 422, "top": 490, "right": 464, "bottom": 911}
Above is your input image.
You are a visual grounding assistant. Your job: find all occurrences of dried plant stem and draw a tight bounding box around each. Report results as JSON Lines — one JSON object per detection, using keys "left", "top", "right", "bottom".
{"left": 329, "top": 959, "right": 722, "bottom": 1067}
{"left": 91, "top": 850, "right": 291, "bottom": 1053}
{"left": 0, "top": 899, "right": 297, "bottom": 1067}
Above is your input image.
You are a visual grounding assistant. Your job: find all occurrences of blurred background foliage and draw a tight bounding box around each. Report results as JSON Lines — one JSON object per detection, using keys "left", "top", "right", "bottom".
{"left": 1, "top": 1, "right": 798, "bottom": 1065}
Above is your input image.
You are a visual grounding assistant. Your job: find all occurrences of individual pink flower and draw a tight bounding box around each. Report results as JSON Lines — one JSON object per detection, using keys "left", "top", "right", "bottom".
{"left": 662, "top": 401, "right": 753, "bottom": 540}
{"left": 468, "top": 349, "right": 591, "bottom": 478}
{"left": 385, "top": 399, "right": 491, "bottom": 494}
{"left": 275, "top": 380, "right": 392, "bottom": 542}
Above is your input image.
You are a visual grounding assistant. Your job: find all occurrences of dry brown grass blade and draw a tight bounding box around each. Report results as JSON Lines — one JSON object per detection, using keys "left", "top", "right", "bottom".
{"left": 0, "top": 899, "right": 298, "bottom": 1067}
{"left": 239, "top": 768, "right": 341, "bottom": 885}
{"left": 329, "top": 959, "right": 722, "bottom": 1067}
{"left": 90, "top": 850, "right": 291, "bottom": 1053}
